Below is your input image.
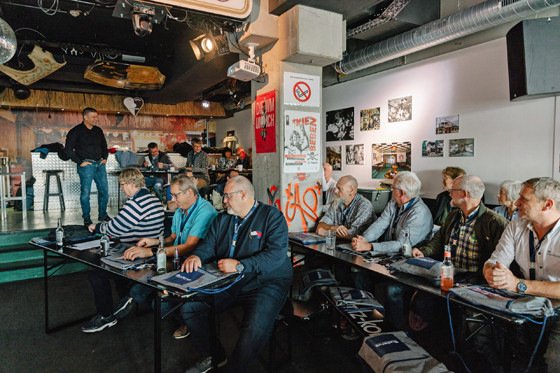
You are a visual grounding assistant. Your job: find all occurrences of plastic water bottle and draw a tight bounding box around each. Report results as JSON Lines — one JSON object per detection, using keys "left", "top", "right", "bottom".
{"left": 55, "top": 218, "right": 64, "bottom": 251}
{"left": 441, "top": 245, "right": 454, "bottom": 291}
{"left": 100, "top": 234, "right": 110, "bottom": 256}
{"left": 402, "top": 229, "right": 412, "bottom": 258}
{"left": 157, "top": 235, "right": 166, "bottom": 274}
{"left": 173, "top": 247, "right": 181, "bottom": 271}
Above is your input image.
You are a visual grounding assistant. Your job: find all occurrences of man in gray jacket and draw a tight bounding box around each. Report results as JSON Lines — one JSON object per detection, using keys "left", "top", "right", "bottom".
{"left": 352, "top": 171, "right": 432, "bottom": 254}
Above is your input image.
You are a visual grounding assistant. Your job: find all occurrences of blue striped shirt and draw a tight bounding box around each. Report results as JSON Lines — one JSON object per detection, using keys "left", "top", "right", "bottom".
{"left": 96, "top": 187, "right": 164, "bottom": 243}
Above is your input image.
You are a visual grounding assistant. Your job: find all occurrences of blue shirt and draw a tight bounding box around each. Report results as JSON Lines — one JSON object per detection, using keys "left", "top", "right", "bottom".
{"left": 171, "top": 197, "right": 217, "bottom": 245}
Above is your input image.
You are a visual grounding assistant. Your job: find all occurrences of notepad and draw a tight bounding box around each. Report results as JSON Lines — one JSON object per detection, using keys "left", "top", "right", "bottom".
{"left": 150, "top": 263, "right": 238, "bottom": 293}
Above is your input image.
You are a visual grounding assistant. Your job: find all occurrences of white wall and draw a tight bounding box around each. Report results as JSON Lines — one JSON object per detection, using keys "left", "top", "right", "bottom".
{"left": 215, "top": 108, "right": 253, "bottom": 150}
{"left": 323, "top": 38, "right": 557, "bottom": 204}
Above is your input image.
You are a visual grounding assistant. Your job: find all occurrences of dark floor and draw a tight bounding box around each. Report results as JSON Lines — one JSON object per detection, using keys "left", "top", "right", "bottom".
{"left": 0, "top": 270, "right": 365, "bottom": 373}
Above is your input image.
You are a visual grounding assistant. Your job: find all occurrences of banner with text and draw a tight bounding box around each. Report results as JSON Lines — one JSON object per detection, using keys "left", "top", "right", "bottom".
{"left": 283, "top": 110, "right": 321, "bottom": 173}
{"left": 255, "top": 90, "right": 277, "bottom": 153}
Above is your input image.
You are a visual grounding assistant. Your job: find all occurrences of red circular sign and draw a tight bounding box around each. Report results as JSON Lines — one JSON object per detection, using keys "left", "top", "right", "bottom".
{"left": 293, "top": 81, "right": 311, "bottom": 102}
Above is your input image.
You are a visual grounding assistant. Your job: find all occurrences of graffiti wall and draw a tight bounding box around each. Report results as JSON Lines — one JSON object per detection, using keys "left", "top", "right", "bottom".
{"left": 267, "top": 175, "right": 323, "bottom": 232}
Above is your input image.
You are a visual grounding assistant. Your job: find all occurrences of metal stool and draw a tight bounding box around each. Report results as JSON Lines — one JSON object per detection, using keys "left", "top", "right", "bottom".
{"left": 0, "top": 171, "right": 26, "bottom": 221}
{"left": 43, "top": 170, "right": 65, "bottom": 211}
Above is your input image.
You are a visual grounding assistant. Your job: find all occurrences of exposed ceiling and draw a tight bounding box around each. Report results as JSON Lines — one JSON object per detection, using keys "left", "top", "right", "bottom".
{"left": 0, "top": 0, "right": 503, "bottom": 114}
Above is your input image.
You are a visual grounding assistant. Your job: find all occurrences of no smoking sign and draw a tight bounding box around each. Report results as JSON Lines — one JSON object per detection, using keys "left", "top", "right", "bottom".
{"left": 284, "top": 72, "right": 320, "bottom": 107}
{"left": 293, "top": 81, "right": 311, "bottom": 102}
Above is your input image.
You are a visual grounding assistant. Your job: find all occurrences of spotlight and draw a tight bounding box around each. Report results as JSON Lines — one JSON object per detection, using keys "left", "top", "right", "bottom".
{"left": 190, "top": 33, "right": 216, "bottom": 60}
{"left": 201, "top": 100, "right": 210, "bottom": 109}
{"left": 131, "top": 3, "right": 155, "bottom": 37}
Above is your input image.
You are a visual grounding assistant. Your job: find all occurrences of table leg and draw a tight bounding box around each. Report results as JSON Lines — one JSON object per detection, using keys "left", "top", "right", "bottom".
{"left": 44, "top": 249, "right": 50, "bottom": 333}
{"left": 154, "top": 294, "right": 162, "bottom": 373}
{"left": 209, "top": 295, "right": 218, "bottom": 370}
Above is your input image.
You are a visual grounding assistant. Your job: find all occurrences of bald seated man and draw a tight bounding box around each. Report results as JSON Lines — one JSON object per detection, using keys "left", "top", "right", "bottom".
{"left": 181, "top": 176, "right": 292, "bottom": 372}
{"left": 316, "top": 175, "right": 375, "bottom": 239}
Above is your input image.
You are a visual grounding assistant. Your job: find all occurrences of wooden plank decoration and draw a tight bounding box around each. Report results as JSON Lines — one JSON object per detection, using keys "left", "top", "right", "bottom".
{"left": 0, "top": 89, "right": 225, "bottom": 117}
{"left": 84, "top": 60, "right": 166, "bottom": 90}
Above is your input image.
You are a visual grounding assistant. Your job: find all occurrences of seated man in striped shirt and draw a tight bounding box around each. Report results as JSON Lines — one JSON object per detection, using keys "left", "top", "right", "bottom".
{"left": 82, "top": 167, "right": 165, "bottom": 333}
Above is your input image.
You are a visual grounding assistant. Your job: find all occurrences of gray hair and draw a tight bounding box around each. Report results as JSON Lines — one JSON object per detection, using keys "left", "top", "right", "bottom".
{"left": 228, "top": 175, "right": 254, "bottom": 199}
{"left": 393, "top": 171, "right": 421, "bottom": 198}
{"left": 523, "top": 177, "right": 560, "bottom": 207}
{"left": 457, "top": 175, "right": 485, "bottom": 200}
{"left": 323, "top": 163, "right": 333, "bottom": 172}
{"left": 171, "top": 175, "right": 198, "bottom": 194}
{"left": 499, "top": 180, "right": 523, "bottom": 202}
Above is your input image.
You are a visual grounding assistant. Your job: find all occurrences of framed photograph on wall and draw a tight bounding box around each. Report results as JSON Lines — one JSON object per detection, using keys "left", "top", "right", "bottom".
{"left": 449, "top": 138, "right": 474, "bottom": 157}
{"left": 422, "top": 140, "right": 444, "bottom": 157}
{"left": 360, "top": 107, "right": 380, "bottom": 131}
{"left": 388, "top": 96, "right": 412, "bottom": 123}
{"left": 326, "top": 107, "right": 354, "bottom": 141}
{"left": 371, "top": 142, "right": 411, "bottom": 179}
{"left": 326, "top": 145, "right": 342, "bottom": 171}
{"left": 436, "top": 114, "right": 459, "bottom": 134}
{"left": 345, "top": 144, "right": 364, "bottom": 165}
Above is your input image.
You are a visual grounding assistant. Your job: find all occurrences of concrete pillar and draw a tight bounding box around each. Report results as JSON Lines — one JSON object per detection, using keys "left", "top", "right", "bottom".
{"left": 241, "top": 3, "right": 344, "bottom": 232}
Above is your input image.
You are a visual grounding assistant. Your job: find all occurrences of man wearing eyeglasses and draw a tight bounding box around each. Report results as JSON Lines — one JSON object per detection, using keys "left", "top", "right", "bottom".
{"left": 82, "top": 167, "right": 165, "bottom": 333}
{"left": 413, "top": 174, "right": 508, "bottom": 275}
{"left": 180, "top": 176, "right": 292, "bottom": 373}
{"left": 120, "top": 174, "right": 217, "bottom": 338}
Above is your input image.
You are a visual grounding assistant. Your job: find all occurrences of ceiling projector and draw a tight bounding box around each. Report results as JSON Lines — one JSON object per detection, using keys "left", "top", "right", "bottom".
{"left": 227, "top": 60, "right": 261, "bottom": 81}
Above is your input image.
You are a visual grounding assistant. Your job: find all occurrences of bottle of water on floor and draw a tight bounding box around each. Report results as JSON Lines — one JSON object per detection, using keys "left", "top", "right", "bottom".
{"left": 55, "top": 218, "right": 64, "bottom": 251}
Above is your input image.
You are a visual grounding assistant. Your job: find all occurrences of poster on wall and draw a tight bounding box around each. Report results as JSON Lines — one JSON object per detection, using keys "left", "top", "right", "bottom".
{"left": 371, "top": 142, "right": 411, "bottom": 179}
{"left": 346, "top": 144, "right": 364, "bottom": 165}
{"left": 283, "top": 72, "right": 320, "bottom": 107}
{"left": 422, "top": 140, "right": 444, "bottom": 157}
{"left": 436, "top": 114, "right": 459, "bottom": 134}
{"left": 254, "top": 90, "right": 277, "bottom": 153}
{"left": 360, "top": 107, "right": 380, "bottom": 131}
{"left": 283, "top": 110, "right": 320, "bottom": 173}
{"left": 449, "top": 138, "right": 474, "bottom": 157}
{"left": 326, "top": 146, "right": 342, "bottom": 171}
{"left": 388, "top": 96, "right": 412, "bottom": 123}
{"left": 326, "top": 107, "right": 354, "bottom": 141}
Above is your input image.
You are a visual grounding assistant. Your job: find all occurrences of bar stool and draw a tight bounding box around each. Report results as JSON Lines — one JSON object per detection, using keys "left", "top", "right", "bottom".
{"left": 43, "top": 170, "right": 65, "bottom": 211}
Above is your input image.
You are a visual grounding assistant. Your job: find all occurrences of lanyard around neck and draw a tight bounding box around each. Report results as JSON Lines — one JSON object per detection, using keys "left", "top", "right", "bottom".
{"left": 392, "top": 198, "right": 415, "bottom": 236}
{"left": 228, "top": 201, "right": 259, "bottom": 258}
{"left": 178, "top": 197, "right": 199, "bottom": 243}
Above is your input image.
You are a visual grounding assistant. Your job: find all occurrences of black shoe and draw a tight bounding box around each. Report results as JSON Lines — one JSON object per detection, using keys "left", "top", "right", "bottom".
{"left": 114, "top": 296, "right": 134, "bottom": 320}
{"left": 81, "top": 314, "right": 117, "bottom": 333}
{"left": 84, "top": 217, "right": 93, "bottom": 226}
{"left": 98, "top": 216, "right": 111, "bottom": 222}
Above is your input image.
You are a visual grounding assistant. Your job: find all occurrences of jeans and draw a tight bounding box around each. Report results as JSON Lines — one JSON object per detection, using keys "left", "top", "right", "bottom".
{"left": 77, "top": 161, "right": 109, "bottom": 220}
{"left": 144, "top": 176, "right": 164, "bottom": 201}
{"left": 89, "top": 270, "right": 129, "bottom": 317}
{"left": 181, "top": 277, "right": 290, "bottom": 372}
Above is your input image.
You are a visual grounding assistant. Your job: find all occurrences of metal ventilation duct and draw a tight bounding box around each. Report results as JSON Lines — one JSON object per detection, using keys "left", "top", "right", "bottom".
{"left": 335, "top": 0, "right": 560, "bottom": 75}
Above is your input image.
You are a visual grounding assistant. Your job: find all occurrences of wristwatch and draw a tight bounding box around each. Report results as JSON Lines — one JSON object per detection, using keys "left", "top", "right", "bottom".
{"left": 236, "top": 261, "right": 245, "bottom": 273}
{"left": 517, "top": 279, "right": 527, "bottom": 294}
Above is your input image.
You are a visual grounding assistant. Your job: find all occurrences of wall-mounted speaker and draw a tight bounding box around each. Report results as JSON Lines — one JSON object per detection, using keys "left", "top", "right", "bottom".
{"left": 506, "top": 17, "right": 560, "bottom": 101}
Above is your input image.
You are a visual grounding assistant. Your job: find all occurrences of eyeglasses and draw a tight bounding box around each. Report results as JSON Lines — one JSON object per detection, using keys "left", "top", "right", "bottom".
{"left": 170, "top": 189, "right": 187, "bottom": 199}
{"left": 448, "top": 188, "right": 463, "bottom": 193}
{"left": 223, "top": 190, "right": 242, "bottom": 200}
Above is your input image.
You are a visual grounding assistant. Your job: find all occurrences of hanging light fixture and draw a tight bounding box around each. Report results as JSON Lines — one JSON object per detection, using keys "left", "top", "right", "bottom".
{"left": 189, "top": 33, "right": 216, "bottom": 60}
{"left": 0, "top": 18, "right": 16, "bottom": 65}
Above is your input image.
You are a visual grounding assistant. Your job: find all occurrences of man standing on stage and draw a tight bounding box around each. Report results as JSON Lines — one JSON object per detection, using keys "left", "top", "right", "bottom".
{"left": 65, "top": 107, "right": 110, "bottom": 226}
